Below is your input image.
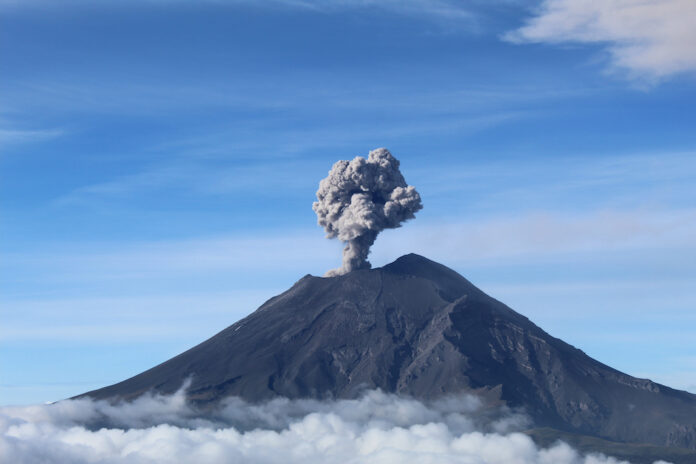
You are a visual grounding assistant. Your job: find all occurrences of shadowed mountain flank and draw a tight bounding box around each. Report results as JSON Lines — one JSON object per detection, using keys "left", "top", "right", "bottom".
{"left": 82, "top": 254, "right": 696, "bottom": 450}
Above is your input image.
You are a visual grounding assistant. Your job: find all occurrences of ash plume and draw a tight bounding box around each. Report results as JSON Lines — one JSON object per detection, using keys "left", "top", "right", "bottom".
{"left": 313, "top": 148, "right": 422, "bottom": 276}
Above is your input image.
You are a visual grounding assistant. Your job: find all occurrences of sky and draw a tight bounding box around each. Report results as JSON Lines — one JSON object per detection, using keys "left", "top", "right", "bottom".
{"left": 1, "top": 0, "right": 695, "bottom": 406}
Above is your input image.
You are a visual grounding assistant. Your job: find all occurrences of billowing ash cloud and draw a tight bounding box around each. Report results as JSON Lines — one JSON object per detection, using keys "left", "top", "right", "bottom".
{"left": 0, "top": 387, "right": 646, "bottom": 464}
{"left": 313, "top": 148, "right": 422, "bottom": 276}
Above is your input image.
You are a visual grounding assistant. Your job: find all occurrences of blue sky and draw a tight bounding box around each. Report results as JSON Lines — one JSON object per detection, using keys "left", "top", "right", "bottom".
{"left": 1, "top": 0, "right": 695, "bottom": 405}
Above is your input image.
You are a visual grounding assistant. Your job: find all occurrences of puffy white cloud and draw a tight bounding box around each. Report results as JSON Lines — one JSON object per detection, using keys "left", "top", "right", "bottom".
{"left": 507, "top": 0, "right": 696, "bottom": 82}
{"left": 0, "top": 387, "right": 648, "bottom": 464}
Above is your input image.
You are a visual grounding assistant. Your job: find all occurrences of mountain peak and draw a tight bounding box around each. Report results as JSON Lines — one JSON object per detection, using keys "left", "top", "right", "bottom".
{"left": 382, "top": 253, "right": 439, "bottom": 273}
{"left": 81, "top": 254, "right": 696, "bottom": 450}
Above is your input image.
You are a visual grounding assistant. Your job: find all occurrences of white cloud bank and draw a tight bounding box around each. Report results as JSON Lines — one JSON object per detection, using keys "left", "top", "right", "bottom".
{"left": 0, "top": 387, "right": 651, "bottom": 464}
{"left": 507, "top": 0, "right": 696, "bottom": 82}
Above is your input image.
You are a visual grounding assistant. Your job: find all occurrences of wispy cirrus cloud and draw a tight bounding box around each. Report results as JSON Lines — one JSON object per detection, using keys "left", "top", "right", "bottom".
{"left": 0, "top": 0, "right": 476, "bottom": 22}
{"left": 0, "top": 292, "right": 276, "bottom": 342}
{"left": 261, "top": 0, "right": 475, "bottom": 19}
{"left": 4, "top": 208, "right": 695, "bottom": 293}
{"left": 506, "top": 0, "right": 696, "bottom": 83}
{"left": 0, "top": 127, "right": 64, "bottom": 147}
{"left": 373, "top": 208, "right": 696, "bottom": 268}
{"left": 52, "top": 159, "right": 320, "bottom": 206}
{"left": 50, "top": 111, "right": 527, "bottom": 206}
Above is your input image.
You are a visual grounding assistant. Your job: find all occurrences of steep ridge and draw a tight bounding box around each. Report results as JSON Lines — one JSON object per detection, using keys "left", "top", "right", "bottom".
{"left": 82, "top": 254, "right": 696, "bottom": 449}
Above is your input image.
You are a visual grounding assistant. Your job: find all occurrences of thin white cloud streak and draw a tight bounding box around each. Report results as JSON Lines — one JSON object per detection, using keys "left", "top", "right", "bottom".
{"left": 4, "top": 208, "right": 695, "bottom": 286}
{"left": 2, "top": 208, "right": 694, "bottom": 341}
{"left": 53, "top": 149, "right": 696, "bottom": 215}
{"left": 414, "top": 151, "right": 696, "bottom": 201}
{"left": 0, "top": 79, "right": 295, "bottom": 117}
{"left": 51, "top": 112, "right": 527, "bottom": 206}
{"left": 53, "top": 154, "right": 333, "bottom": 204}
{"left": 256, "top": 0, "right": 476, "bottom": 21}
{"left": 1, "top": 75, "right": 587, "bottom": 120}
{"left": 4, "top": 233, "right": 335, "bottom": 280}
{"left": 0, "top": 293, "right": 272, "bottom": 319}
{"left": 2, "top": 208, "right": 694, "bottom": 294}
{"left": 0, "top": 128, "right": 64, "bottom": 147}
{"left": 0, "top": 0, "right": 476, "bottom": 24}
{"left": 0, "top": 292, "right": 276, "bottom": 342}
{"left": 372, "top": 208, "right": 696, "bottom": 263}
{"left": 507, "top": 0, "right": 696, "bottom": 82}
{"left": 0, "top": 388, "right": 640, "bottom": 464}
{"left": 325, "top": 86, "right": 597, "bottom": 113}
{"left": 0, "top": 324, "right": 212, "bottom": 342}
{"left": 481, "top": 280, "right": 696, "bottom": 322}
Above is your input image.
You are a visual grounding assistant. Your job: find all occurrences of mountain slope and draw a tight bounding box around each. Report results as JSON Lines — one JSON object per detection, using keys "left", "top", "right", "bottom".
{"left": 82, "top": 254, "right": 696, "bottom": 449}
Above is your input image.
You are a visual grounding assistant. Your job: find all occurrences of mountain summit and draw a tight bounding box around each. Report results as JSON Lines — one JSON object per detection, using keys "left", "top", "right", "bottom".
{"left": 83, "top": 254, "right": 696, "bottom": 450}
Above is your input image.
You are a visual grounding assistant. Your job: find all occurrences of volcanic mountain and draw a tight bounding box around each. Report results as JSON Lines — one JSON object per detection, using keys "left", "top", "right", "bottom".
{"left": 83, "top": 254, "right": 696, "bottom": 452}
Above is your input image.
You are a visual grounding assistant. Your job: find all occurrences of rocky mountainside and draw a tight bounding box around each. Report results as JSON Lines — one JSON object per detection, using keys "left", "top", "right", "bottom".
{"left": 82, "top": 254, "right": 696, "bottom": 449}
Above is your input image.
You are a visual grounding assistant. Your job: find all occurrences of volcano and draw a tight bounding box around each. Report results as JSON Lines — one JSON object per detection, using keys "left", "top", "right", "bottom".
{"left": 82, "top": 254, "right": 696, "bottom": 452}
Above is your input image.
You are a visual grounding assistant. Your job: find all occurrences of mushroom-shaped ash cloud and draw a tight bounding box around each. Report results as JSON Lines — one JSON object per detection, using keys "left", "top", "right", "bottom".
{"left": 313, "top": 148, "right": 422, "bottom": 276}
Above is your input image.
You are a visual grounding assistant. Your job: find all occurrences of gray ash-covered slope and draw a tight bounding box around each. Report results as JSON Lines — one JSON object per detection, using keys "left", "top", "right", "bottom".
{"left": 83, "top": 254, "right": 696, "bottom": 449}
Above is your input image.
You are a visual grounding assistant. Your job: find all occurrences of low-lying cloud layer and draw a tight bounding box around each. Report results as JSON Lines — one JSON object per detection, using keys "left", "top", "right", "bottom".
{"left": 0, "top": 387, "right": 659, "bottom": 464}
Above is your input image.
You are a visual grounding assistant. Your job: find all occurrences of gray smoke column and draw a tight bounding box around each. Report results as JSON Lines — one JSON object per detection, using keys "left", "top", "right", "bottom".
{"left": 313, "top": 148, "right": 422, "bottom": 276}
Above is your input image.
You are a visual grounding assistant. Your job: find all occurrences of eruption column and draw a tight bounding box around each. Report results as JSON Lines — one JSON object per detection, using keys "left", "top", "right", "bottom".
{"left": 313, "top": 148, "right": 422, "bottom": 276}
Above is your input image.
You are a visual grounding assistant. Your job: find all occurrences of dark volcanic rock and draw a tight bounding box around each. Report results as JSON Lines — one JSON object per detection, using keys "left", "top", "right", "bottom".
{"left": 82, "top": 254, "right": 696, "bottom": 449}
